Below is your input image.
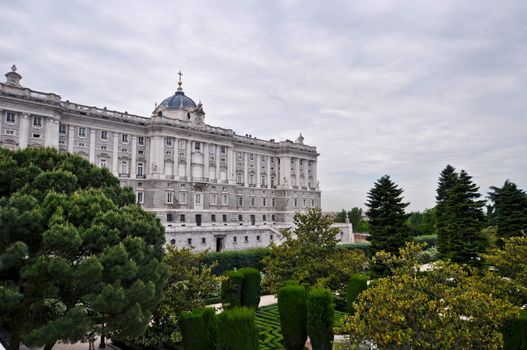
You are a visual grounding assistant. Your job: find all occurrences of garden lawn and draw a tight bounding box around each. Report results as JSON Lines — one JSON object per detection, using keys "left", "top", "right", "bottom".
{"left": 256, "top": 304, "right": 347, "bottom": 350}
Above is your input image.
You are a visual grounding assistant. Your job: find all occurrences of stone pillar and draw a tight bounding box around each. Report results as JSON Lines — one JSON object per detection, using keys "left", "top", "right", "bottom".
{"left": 303, "top": 158, "right": 309, "bottom": 188}
{"left": 280, "top": 156, "right": 291, "bottom": 189}
{"left": 203, "top": 143, "right": 209, "bottom": 180}
{"left": 89, "top": 129, "right": 96, "bottom": 164}
{"left": 186, "top": 139, "right": 191, "bottom": 180}
{"left": 228, "top": 147, "right": 236, "bottom": 184}
{"left": 112, "top": 132, "right": 119, "bottom": 176}
{"left": 19, "top": 113, "right": 29, "bottom": 149}
{"left": 44, "top": 117, "right": 59, "bottom": 149}
{"left": 68, "top": 125, "right": 74, "bottom": 153}
{"left": 215, "top": 144, "right": 221, "bottom": 181}
{"left": 131, "top": 136, "right": 137, "bottom": 179}
{"left": 295, "top": 158, "right": 300, "bottom": 188}
{"left": 256, "top": 154, "right": 261, "bottom": 188}
{"left": 243, "top": 152, "right": 248, "bottom": 187}
{"left": 312, "top": 160, "right": 318, "bottom": 189}
{"left": 173, "top": 137, "right": 179, "bottom": 179}
{"left": 267, "top": 156, "right": 271, "bottom": 188}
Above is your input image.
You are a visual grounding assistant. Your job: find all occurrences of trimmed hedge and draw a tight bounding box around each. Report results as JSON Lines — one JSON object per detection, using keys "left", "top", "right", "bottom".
{"left": 217, "top": 307, "right": 259, "bottom": 350}
{"left": 278, "top": 284, "right": 308, "bottom": 350}
{"left": 203, "top": 248, "right": 270, "bottom": 275}
{"left": 180, "top": 308, "right": 218, "bottom": 350}
{"left": 503, "top": 310, "right": 527, "bottom": 350}
{"left": 222, "top": 270, "right": 244, "bottom": 309}
{"left": 307, "top": 288, "right": 334, "bottom": 350}
{"left": 347, "top": 273, "right": 368, "bottom": 314}
{"left": 239, "top": 267, "right": 261, "bottom": 308}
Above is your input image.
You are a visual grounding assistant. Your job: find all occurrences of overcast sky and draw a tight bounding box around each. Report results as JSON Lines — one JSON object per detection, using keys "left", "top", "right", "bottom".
{"left": 1, "top": 0, "right": 526, "bottom": 212}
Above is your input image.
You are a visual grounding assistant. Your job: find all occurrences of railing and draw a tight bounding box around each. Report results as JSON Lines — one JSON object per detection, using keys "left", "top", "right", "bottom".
{"left": 191, "top": 177, "right": 208, "bottom": 182}
{"left": 136, "top": 174, "right": 145, "bottom": 179}
{"left": 119, "top": 173, "right": 130, "bottom": 178}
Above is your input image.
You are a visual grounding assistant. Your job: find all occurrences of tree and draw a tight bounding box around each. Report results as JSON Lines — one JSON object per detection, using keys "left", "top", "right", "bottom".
{"left": 348, "top": 208, "right": 363, "bottom": 231}
{"left": 488, "top": 180, "right": 527, "bottom": 240}
{"left": 334, "top": 209, "right": 347, "bottom": 223}
{"left": 355, "top": 220, "right": 369, "bottom": 233}
{"left": 407, "top": 211, "right": 424, "bottom": 236}
{"left": 262, "top": 208, "right": 367, "bottom": 294}
{"left": 420, "top": 208, "right": 437, "bottom": 236}
{"left": 0, "top": 148, "right": 167, "bottom": 350}
{"left": 365, "top": 175, "right": 410, "bottom": 266}
{"left": 436, "top": 165, "right": 459, "bottom": 258}
{"left": 341, "top": 243, "right": 519, "bottom": 350}
{"left": 127, "top": 247, "right": 222, "bottom": 349}
{"left": 444, "top": 170, "right": 487, "bottom": 265}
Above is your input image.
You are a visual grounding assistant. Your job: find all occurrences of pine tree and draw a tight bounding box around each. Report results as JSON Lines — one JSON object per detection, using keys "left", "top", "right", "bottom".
{"left": 444, "top": 170, "right": 487, "bottom": 265}
{"left": 366, "top": 175, "right": 410, "bottom": 259}
{"left": 489, "top": 180, "right": 527, "bottom": 239}
{"left": 436, "top": 165, "right": 459, "bottom": 258}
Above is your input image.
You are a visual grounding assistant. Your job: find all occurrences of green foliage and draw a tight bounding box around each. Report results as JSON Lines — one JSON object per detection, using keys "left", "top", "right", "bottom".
{"left": 503, "top": 310, "right": 527, "bottom": 350}
{"left": 239, "top": 267, "right": 261, "bottom": 308}
{"left": 346, "top": 274, "right": 368, "bottom": 314}
{"left": 203, "top": 248, "right": 270, "bottom": 275}
{"left": 355, "top": 220, "right": 369, "bottom": 233}
{"left": 335, "top": 208, "right": 363, "bottom": 230}
{"left": 366, "top": 175, "right": 410, "bottom": 275}
{"left": 407, "top": 209, "right": 437, "bottom": 236}
{"left": 338, "top": 242, "right": 370, "bottom": 256}
{"left": 342, "top": 243, "right": 519, "bottom": 350}
{"left": 263, "top": 208, "right": 367, "bottom": 294}
{"left": 412, "top": 234, "right": 437, "bottom": 246}
{"left": 489, "top": 180, "right": 527, "bottom": 240}
{"left": 277, "top": 285, "right": 307, "bottom": 350}
{"left": 180, "top": 308, "right": 218, "bottom": 350}
{"left": 0, "top": 148, "right": 166, "bottom": 350}
{"left": 129, "top": 247, "right": 222, "bottom": 348}
{"left": 307, "top": 287, "right": 334, "bottom": 350}
{"left": 217, "top": 307, "right": 258, "bottom": 350}
{"left": 222, "top": 270, "right": 245, "bottom": 309}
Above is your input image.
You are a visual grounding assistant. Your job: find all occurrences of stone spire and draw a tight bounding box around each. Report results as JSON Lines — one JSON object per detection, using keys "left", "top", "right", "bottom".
{"left": 5, "top": 65, "right": 22, "bottom": 87}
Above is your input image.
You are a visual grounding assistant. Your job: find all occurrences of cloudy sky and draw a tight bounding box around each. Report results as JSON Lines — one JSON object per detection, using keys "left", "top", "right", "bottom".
{"left": 1, "top": 0, "right": 525, "bottom": 211}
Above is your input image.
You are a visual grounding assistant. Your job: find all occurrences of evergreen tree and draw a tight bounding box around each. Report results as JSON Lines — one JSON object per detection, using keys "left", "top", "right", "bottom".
{"left": 435, "top": 165, "right": 459, "bottom": 257}
{"left": 348, "top": 207, "right": 363, "bottom": 231}
{"left": 488, "top": 180, "right": 527, "bottom": 239}
{"left": 365, "top": 175, "right": 410, "bottom": 260}
{"left": 444, "top": 170, "right": 487, "bottom": 265}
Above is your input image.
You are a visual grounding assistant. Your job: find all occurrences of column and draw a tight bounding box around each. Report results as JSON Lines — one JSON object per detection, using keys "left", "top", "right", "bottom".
{"left": 89, "top": 129, "right": 96, "bottom": 164}
{"left": 243, "top": 152, "right": 248, "bottom": 187}
{"left": 131, "top": 136, "right": 137, "bottom": 179}
{"left": 186, "top": 139, "right": 191, "bottom": 180}
{"left": 19, "top": 113, "right": 29, "bottom": 149}
{"left": 112, "top": 132, "right": 119, "bottom": 176}
{"left": 215, "top": 144, "right": 221, "bottom": 181}
{"left": 280, "top": 156, "right": 291, "bottom": 189}
{"left": 228, "top": 147, "right": 236, "bottom": 184}
{"left": 173, "top": 137, "right": 179, "bottom": 179}
{"left": 256, "top": 155, "right": 261, "bottom": 188}
{"left": 266, "top": 156, "right": 271, "bottom": 188}
{"left": 303, "top": 158, "right": 309, "bottom": 188}
{"left": 203, "top": 143, "right": 209, "bottom": 180}
{"left": 44, "top": 117, "right": 59, "bottom": 149}
{"left": 295, "top": 158, "right": 300, "bottom": 188}
{"left": 312, "top": 160, "right": 318, "bottom": 189}
{"left": 68, "top": 125, "right": 74, "bottom": 152}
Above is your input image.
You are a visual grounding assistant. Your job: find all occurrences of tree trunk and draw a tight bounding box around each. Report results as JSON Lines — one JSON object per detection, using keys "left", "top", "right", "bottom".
{"left": 8, "top": 333, "right": 20, "bottom": 350}
{"left": 43, "top": 343, "right": 56, "bottom": 350}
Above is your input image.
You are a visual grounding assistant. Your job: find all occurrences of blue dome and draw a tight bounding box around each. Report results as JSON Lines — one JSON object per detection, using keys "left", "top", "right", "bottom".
{"left": 159, "top": 90, "right": 197, "bottom": 109}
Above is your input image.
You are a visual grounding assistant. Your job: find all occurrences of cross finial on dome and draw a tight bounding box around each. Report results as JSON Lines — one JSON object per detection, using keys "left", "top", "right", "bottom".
{"left": 177, "top": 71, "right": 183, "bottom": 87}
{"left": 11, "top": 65, "right": 17, "bottom": 72}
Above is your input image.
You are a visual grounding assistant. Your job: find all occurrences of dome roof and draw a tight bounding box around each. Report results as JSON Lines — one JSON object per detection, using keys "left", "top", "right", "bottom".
{"left": 159, "top": 90, "right": 197, "bottom": 109}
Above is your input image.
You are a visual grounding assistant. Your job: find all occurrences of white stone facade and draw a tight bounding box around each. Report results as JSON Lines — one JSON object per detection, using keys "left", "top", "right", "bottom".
{"left": 0, "top": 66, "right": 325, "bottom": 251}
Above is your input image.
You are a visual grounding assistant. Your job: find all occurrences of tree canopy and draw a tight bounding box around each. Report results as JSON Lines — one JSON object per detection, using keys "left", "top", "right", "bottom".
{"left": 262, "top": 208, "right": 367, "bottom": 294}
{"left": 488, "top": 180, "right": 527, "bottom": 240}
{"left": 0, "top": 148, "right": 167, "bottom": 350}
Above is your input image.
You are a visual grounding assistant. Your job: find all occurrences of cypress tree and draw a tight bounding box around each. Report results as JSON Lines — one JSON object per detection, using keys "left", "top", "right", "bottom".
{"left": 488, "top": 180, "right": 527, "bottom": 239}
{"left": 366, "top": 175, "right": 410, "bottom": 258}
{"left": 435, "top": 165, "right": 459, "bottom": 258}
{"left": 444, "top": 170, "right": 487, "bottom": 265}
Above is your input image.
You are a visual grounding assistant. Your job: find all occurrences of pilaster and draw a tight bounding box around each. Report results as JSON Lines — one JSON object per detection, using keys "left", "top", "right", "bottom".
{"left": 243, "top": 152, "right": 248, "bottom": 187}
{"left": 131, "top": 136, "right": 137, "bottom": 179}
{"left": 68, "top": 125, "right": 74, "bottom": 152}
{"left": 19, "top": 113, "right": 29, "bottom": 149}
{"left": 89, "top": 129, "right": 96, "bottom": 163}
{"left": 203, "top": 143, "right": 209, "bottom": 181}
{"left": 112, "top": 132, "right": 119, "bottom": 176}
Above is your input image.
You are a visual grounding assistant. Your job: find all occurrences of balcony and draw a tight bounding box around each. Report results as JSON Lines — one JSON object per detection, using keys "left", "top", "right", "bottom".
{"left": 136, "top": 174, "right": 145, "bottom": 179}
{"left": 192, "top": 177, "right": 208, "bottom": 182}
{"left": 260, "top": 185, "right": 268, "bottom": 188}
{"left": 119, "top": 173, "right": 130, "bottom": 178}
{"left": 249, "top": 184, "right": 256, "bottom": 188}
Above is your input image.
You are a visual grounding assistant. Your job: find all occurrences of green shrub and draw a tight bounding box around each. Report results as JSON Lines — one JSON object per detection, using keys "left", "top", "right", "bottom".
{"left": 338, "top": 242, "right": 370, "bottom": 256}
{"left": 217, "top": 307, "right": 258, "bottom": 350}
{"left": 278, "top": 284, "right": 308, "bottom": 350}
{"left": 307, "top": 288, "right": 334, "bottom": 350}
{"left": 503, "top": 310, "right": 527, "bottom": 350}
{"left": 239, "top": 267, "right": 261, "bottom": 308}
{"left": 347, "top": 273, "right": 368, "bottom": 314}
{"left": 203, "top": 248, "right": 271, "bottom": 275}
{"left": 222, "top": 270, "right": 244, "bottom": 309}
{"left": 180, "top": 308, "right": 218, "bottom": 350}
{"left": 412, "top": 234, "right": 437, "bottom": 247}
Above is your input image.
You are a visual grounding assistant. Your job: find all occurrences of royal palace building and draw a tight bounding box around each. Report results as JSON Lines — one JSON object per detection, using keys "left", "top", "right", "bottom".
{"left": 0, "top": 65, "right": 352, "bottom": 251}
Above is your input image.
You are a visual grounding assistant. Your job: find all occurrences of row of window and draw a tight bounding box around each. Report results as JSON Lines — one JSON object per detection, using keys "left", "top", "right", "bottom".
{"left": 166, "top": 213, "right": 277, "bottom": 223}
{"left": 169, "top": 234, "right": 273, "bottom": 246}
